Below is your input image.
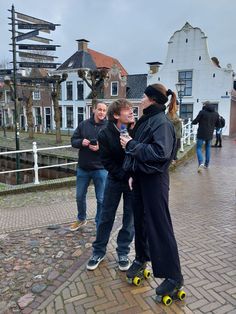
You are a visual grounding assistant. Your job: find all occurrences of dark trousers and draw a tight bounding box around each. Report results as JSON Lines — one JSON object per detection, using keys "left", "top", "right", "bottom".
{"left": 132, "top": 171, "right": 182, "bottom": 281}
{"left": 93, "top": 176, "right": 134, "bottom": 257}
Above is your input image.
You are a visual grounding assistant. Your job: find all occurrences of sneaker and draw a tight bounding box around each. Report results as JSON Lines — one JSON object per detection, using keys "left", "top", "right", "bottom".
{"left": 87, "top": 254, "right": 105, "bottom": 270}
{"left": 197, "top": 164, "right": 205, "bottom": 173}
{"left": 69, "top": 220, "right": 87, "bottom": 231}
{"left": 118, "top": 255, "right": 130, "bottom": 271}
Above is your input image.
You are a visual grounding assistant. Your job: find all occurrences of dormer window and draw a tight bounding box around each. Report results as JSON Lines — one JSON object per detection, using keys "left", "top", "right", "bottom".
{"left": 111, "top": 81, "right": 118, "bottom": 96}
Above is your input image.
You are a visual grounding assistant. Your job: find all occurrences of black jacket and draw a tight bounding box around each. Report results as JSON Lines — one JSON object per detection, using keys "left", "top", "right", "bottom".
{"left": 71, "top": 115, "right": 107, "bottom": 170}
{"left": 192, "top": 104, "right": 219, "bottom": 140}
{"left": 98, "top": 121, "right": 129, "bottom": 181}
{"left": 124, "top": 104, "right": 176, "bottom": 174}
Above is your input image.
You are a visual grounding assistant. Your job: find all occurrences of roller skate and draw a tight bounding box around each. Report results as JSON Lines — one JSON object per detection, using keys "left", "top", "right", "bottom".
{"left": 155, "top": 278, "right": 186, "bottom": 306}
{"left": 126, "top": 260, "right": 151, "bottom": 286}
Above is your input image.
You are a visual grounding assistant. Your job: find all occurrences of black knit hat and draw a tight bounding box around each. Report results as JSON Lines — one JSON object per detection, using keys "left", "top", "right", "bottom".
{"left": 144, "top": 85, "right": 168, "bottom": 104}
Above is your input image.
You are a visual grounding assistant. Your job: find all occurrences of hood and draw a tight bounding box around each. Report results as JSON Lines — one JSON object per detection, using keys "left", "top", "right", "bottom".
{"left": 203, "top": 103, "right": 215, "bottom": 112}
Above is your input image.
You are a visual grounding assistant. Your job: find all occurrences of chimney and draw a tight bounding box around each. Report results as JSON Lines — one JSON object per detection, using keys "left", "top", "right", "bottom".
{"left": 146, "top": 61, "right": 163, "bottom": 74}
{"left": 77, "top": 39, "right": 89, "bottom": 51}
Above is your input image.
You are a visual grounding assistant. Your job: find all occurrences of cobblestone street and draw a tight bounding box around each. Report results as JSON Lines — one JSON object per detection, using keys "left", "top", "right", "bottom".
{"left": 0, "top": 137, "right": 236, "bottom": 313}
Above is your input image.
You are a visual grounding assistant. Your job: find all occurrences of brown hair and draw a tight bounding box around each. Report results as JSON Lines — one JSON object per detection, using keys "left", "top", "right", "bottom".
{"left": 107, "top": 99, "right": 132, "bottom": 123}
{"left": 148, "top": 83, "right": 177, "bottom": 115}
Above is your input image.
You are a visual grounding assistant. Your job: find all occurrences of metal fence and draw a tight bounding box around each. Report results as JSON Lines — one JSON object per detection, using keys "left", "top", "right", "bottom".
{"left": 0, "top": 120, "right": 197, "bottom": 185}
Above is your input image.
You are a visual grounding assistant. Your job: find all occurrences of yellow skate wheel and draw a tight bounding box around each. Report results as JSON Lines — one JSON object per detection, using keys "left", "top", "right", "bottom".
{"left": 177, "top": 290, "right": 186, "bottom": 301}
{"left": 133, "top": 276, "right": 141, "bottom": 286}
{"left": 143, "top": 269, "right": 151, "bottom": 279}
{"left": 162, "top": 295, "right": 172, "bottom": 306}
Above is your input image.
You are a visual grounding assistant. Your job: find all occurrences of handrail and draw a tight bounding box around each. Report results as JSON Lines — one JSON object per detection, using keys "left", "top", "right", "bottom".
{"left": 0, "top": 142, "right": 77, "bottom": 184}
{"left": 180, "top": 118, "right": 197, "bottom": 152}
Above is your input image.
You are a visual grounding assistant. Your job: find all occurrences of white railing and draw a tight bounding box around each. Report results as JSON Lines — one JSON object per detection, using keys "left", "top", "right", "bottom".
{"left": 0, "top": 142, "right": 77, "bottom": 185}
{"left": 180, "top": 118, "right": 197, "bottom": 152}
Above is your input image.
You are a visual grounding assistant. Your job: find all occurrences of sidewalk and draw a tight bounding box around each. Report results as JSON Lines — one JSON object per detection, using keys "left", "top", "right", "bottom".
{"left": 0, "top": 137, "right": 236, "bottom": 313}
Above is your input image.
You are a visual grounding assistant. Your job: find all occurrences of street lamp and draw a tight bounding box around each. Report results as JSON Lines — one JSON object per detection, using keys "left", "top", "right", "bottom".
{"left": 175, "top": 80, "right": 186, "bottom": 116}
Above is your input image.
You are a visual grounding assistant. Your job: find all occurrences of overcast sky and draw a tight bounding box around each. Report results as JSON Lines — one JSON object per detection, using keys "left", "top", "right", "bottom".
{"left": 1, "top": 0, "right": 235, "bottom": 74}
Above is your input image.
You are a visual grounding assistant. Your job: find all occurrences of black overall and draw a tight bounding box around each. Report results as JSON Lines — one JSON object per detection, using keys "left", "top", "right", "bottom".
{"left": 124, "top": 104, "right": 182, "bottom": 281}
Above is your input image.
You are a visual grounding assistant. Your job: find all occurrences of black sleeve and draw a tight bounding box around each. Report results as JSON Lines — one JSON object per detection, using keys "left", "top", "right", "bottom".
{"left": 98, "top": 132, "right": 128, "bottom": 181}
{"left": 126, "top": 123, "right": 174, "bottom": 163}
{"left": 192, "top": 111, "right": 202, "bottom": 125}
{"left": 71, "top": 124, "right": 83, "bottom": 149}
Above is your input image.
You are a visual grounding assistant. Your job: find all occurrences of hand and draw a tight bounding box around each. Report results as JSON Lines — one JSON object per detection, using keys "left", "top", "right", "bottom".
{"left": 120, "top": 135, "right": 132, "bottom": 149}
{"left": 89, "top": 143, "right": 99, "bottom": 151}
{"left": 82, "top": 139, "right": 90, "bottom": 147}
{"left": 128, "top": 177, "right": 133, "bottom": 191}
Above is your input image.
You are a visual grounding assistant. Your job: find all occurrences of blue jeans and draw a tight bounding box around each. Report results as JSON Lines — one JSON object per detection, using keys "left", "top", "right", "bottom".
{"left": 76, "top": 168, "right": 107, "bottom": 226}
{"left": 92, "top": 176, "right": 134, "bottom": 258}
{"left": 196, "top": 139, "right": 211, "bottom": 167}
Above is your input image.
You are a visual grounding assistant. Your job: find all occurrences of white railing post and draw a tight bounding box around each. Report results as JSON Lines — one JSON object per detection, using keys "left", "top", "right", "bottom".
{"left": 180, "top": 120, "right": 185, "bottom": 152}
{"left": 193, "top": 125, "right": 197, "bottom": 143}
{"left": 187, "top": 118, "right": 191, "bottom": 145}
{"left": 33, "top": 142, "right": 39, "bottom": 184}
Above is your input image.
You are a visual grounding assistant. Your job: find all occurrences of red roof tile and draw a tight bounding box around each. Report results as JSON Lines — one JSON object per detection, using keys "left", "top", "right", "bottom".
{"left": 88, "top": 48, "right": 128, "bottom": 76}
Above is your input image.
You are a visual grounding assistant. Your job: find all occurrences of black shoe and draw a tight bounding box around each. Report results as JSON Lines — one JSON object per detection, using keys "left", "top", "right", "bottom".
{"left": 156, "top": 277, "right": 184, "bottom": 296}
{"left": 218, "top": 145, "right": 222, "bottom": 147}
{"left": 126, "top": 259, "right": 146, "bottom": 278}
{"left": 118, "top": 255, "right": 130, "bottom": 271}
{"left": 87, "top": 254, "right": 105, "bottom": 270}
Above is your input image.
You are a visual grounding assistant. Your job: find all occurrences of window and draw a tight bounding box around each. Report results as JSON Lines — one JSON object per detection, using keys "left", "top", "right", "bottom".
{"left": 59, "top": 107, "right": 62, "bottom": 127}
{"left": 111, "top": 82, "right": 118, "bottom": 96}
{"left": 34, "top": 107, "right": 41, "bottom": 124}
{"left": 77, "top": 107, "right": 84, "bottom": 124}
{"left": 66, "top": 81, "right": 73, "bottom": 100}
{"left": 179, "top": 71, "right": 193, "bottom": 96}
{"left": 66, "top": 106, "right": 73, "bottom": 128}
{"left": 180, "top": 103, "right": 193, "bottom": 121}
{"left": 45, "top": 107, "right": 51, "bottom": 129}
{"left": 33, "top": 90, "right": 41, "bottom": 100}
{"left": 77, "top": 81, "right": 84, "bottom": 100}
{"left": 58, "top": 84, "right": 62, "bottom": 100}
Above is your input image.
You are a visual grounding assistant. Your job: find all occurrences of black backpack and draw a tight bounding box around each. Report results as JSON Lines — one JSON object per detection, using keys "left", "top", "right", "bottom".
{"left": 218, "top": 116, "right": 225, "bottom": 128}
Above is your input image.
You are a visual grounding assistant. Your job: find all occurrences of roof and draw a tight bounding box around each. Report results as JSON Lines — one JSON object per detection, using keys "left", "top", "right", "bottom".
{"left": 126, "top": 74, "right": 147, "bottom": 99}
{"left": 57, "top": 47, "right": 127, "bottom": 76}
{"left": 88, "top": 49, "right": 127, "bottom": 76}
{"left": 57, "top": 50, "right": 96, "bottom": 71}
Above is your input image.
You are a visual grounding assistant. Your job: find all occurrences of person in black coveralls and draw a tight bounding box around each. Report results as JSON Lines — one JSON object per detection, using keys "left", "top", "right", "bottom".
{"left": 120, "top": 83, "right": 184, "bottom": 297}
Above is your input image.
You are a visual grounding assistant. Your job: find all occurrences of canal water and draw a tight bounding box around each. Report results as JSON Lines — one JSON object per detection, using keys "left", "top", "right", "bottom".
{"left": 0, "top": 158, "right": 76, "bottom": 185}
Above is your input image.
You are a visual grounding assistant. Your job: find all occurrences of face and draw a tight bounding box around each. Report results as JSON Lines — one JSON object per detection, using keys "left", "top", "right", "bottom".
{"left": 141, "top": 94, "right": 153, "bottom": 109}
{"left": 114, "top": 106, "right": 134, "bottom": 125}
{"left": 93, "top": 103, "right": 107, "bottom": 122}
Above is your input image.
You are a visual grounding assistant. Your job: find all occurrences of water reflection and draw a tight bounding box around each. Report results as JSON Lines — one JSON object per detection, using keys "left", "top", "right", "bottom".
{"left": 0, "top": 158, "right": 75, "bottom": 185}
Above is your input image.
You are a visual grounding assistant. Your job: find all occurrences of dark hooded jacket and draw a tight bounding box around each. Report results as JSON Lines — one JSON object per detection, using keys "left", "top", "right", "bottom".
{"left": 98, "top": 121, "right": 129, "bottom": 181}
{"left": 71, "top": 115, "right": 107, "bottom": 170}
{"left": 123, "top": 104, "right": 176, "bottom": 174}
{"left": 192, "top": 103, "right": 219, "bottom": 140}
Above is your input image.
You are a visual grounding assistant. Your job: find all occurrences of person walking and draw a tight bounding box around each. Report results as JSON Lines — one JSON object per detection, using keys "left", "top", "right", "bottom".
{"left": 70, "top": 102, "right": 108, "bottom": 231}
{"left": 86, "top": 99, "right": 134, "bottom": 271}
{"left": 166, "top": 100, "right": 182, "bottom": 164}
{"left": 121, "top": 84, "right": 184, "bottom": 299}
{"left": 192, "top": 101, "right": 219, "bottom": 172}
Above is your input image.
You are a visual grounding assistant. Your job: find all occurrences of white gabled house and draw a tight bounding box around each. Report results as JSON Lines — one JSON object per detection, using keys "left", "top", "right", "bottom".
{"left": 147, "top": 22, "right": 235, "bottom": 136}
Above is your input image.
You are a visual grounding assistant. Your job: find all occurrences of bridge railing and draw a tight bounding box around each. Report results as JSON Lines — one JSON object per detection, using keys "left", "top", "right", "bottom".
{"left": 180, "top": 118, "right": 197, "bottom": 152}
{"left": 0, "top": 143, "right": 77, "bottom": 185}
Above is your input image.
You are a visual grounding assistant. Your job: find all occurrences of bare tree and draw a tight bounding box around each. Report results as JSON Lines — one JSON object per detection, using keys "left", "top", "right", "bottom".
{"left": 78, "top": 68, "right": 108, "bottom": 108}
{"left": 51, "top": 73, "right": 68, "bottom": 143}
{"left": 22, "top": 89, "right": 34, "bottom": 139}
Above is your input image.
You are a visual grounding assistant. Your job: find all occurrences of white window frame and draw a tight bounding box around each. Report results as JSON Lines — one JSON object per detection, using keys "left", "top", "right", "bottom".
{"left": 111, "top": 81, "right": 118, "bottom": 96}
{"left": 33, "top": 90, "right": 41, "bottom": 100}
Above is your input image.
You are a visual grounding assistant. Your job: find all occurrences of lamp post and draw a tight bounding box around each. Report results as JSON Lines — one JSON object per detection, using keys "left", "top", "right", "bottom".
{"left": 175, "top": 80, "right": 186, "bottom": 117}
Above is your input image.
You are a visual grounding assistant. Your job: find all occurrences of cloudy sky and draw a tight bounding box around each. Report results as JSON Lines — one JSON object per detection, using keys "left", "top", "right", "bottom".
{"left": 0, "top": 0, "right": 235, "bottom": 74}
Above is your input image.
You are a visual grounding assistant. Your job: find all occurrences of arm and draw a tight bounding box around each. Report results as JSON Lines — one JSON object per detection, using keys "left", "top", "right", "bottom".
{"left": 126, "top": 123, "right": 174, "bottom": 163}
{"left": 71, "top": 124, "right": 83, "bottom": 149}
{"left": 192, "top": 111, "right": 202, "bottom": 125}
{"left": 98, "top": 132, "right": 128, "bottom": 180}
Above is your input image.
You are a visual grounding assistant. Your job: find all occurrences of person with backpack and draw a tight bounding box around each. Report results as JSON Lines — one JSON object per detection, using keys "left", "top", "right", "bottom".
{"left": 192, "top": 101, "right": 220, "bottom": 172}
{"left": 213, "top": 116, "right": 225, "bottom": 148}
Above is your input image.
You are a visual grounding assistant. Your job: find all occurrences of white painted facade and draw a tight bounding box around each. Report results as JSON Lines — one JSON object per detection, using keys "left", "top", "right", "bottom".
{"left": 148, "top": 22, "right": 234, "bottom": 135}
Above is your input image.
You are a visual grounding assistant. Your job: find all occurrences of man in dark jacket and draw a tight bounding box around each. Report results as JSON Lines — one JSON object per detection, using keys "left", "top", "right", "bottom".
{"left": 86, "top": 99, "right": 134, "bottom": 272}
{"left": 70, "top": 102, "right": 108, "bottom": 231}
{"left": 192, "top": 101, "right": 219, "bottom": 172}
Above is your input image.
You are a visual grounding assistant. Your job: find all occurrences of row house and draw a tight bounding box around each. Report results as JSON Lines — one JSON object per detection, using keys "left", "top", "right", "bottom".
{"left": 53, "top": 39, "right": 147, "bottom": 130}
{"left": 148, "top": 22, "right": 235, "bottom": 136}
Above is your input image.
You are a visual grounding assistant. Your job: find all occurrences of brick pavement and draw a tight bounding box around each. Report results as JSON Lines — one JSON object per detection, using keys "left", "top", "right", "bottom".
{"left": 1, "top": 137, "right": 236, "bottom": 313}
